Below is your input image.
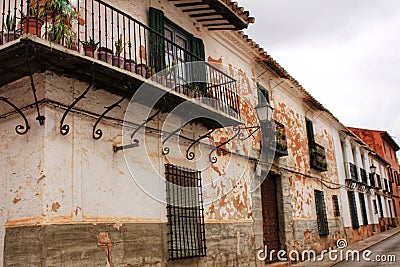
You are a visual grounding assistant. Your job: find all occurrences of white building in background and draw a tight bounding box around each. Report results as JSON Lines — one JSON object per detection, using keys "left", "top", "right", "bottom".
{"left": 334, "top": 129, "right": 394, "bottom": 244}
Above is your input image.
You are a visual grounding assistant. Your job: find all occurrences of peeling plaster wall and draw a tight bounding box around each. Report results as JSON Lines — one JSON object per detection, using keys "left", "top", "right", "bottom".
{"left": 1, "top": 69, "right": 258, "bottom": 265}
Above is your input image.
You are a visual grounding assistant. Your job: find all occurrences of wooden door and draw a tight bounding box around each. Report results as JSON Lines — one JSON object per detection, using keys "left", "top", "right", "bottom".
{"left": 261, "top": 175, "right": 280, "bottom": 262}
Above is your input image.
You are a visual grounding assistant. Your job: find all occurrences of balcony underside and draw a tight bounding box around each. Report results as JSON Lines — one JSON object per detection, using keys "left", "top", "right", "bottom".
{"left": 0, "top": 35, "right": 241, "bottom": 129}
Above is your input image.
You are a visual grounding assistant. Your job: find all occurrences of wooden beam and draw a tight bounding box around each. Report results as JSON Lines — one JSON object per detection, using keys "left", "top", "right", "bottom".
{"left": 189, "top": 12, "right": 219, "bottom": 18}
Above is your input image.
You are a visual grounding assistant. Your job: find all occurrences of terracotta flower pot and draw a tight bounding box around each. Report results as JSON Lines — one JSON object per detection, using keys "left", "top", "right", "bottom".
{"left": 22, "top": 16, "right": 44, "bottom": 37}
{"left": 136, "top": 65, "right": 147, "bottom": 78}
{"left": 97, "top": 47, "right": 112, "bottom": 64}
{"left": 124, "top": 60, "right": 135, "bottom": 72}
{"left": 83, "top": 45, "right": 97, "bottom": 57}
{"left": 2, "top": 31, "right": 20, "bottom": 44}
{"left": 112, "top": 55, "right": 124, "bottom": 68}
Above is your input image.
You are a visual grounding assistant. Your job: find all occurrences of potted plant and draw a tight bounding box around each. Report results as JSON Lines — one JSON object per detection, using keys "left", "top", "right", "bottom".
{"left": 97, "top": 46, "right": 113, "bottom": 64}
{"left": 124, "top": 58, "right": 135, "bottom": 72}
{"left": 80, "top": 37, "right": 99, "bottom": 57}
{"left": 2, "top": 14, "right": 20, "bottom": 44}
{"left": 113, "top": 34, "right": 124, "bottom": 68}
{"left": 22, "top": 6, "right": 46, "bottom": 36}
{"left": 136, "top": 63, "right": 147, "bottom": 78}
{"left": 184, "top": 82, "right": 202, "bottom": 98}
{"left": 146, "top": 66, "right": 156, "bottom": 78}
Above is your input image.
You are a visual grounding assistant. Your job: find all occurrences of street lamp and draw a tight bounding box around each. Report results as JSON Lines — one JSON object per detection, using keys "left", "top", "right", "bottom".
{"left": 255, "top": 102, "right": 273, "bottom": 122}
{"left": 370, "top": 164, "right": 377, "bottom": 175}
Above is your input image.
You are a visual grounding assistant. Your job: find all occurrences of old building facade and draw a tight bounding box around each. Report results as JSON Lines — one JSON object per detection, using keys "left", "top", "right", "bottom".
{"left": 348, "top": 128, "right": 400, "bottom": 226}
{"left": 0, "top": 0, "right": 398, "bottom": 266}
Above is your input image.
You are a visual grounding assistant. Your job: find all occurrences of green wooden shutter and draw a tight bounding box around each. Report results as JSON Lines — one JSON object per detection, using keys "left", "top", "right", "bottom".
{"left": 191, "top": 37, "right": 205, "bottom": 61}
{"left": 190, "top": 37, "right": 206, "bottom": 94}
{"left": 305, "top": 118, "right": 315, "bottom": 149}
{"left": 149, "top": 7, "right": 165, "bottom": 72}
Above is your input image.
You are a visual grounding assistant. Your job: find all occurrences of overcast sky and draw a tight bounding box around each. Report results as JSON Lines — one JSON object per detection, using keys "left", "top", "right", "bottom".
{"left": 239, "top": 0, "right": 400, "bottom": 160}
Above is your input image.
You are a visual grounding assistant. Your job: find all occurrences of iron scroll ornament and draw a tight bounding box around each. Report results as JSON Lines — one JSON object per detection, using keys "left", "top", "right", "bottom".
{"left": 93, "top": 82, "right": 132, "bottom": 140}
{"left": 0, "top": 97, "right": 30, "bottom": 135}
{"left": 209, "top": 125, "right": 241, "bottom": 163}
{"left": 60, "top": 71, "right": 94, "bottom": 135}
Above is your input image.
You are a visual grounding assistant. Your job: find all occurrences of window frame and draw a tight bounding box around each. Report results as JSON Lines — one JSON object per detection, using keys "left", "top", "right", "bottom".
{"left": 347, "top": 190, "right": 360, "bottom": 229}
{"left": 165, "top": 164, "right": 206, "bottom": 260}
{"left": 332, "top": 195, "right": 340, "bottom": 217}
{"left": 314, "top": 190, "right": 329, "bottom": 236}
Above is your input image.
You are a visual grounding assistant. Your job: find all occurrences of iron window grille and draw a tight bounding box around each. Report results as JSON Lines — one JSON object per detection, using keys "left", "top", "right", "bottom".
{"left": 373, "top": 200, "right": 378, "bottom": 214}
{"left": 332, "top": 195, "right": 340, "bottom": 217}
{"left": 358, "top": 193, "right": 368, "bottom": 226}
{"left": 377, "top": 195, "right": 384, "bottom": 219}
{"left": 347, "top": 191, "right": 360, "bottom": 229}
{"left": 314, "top": 190, "right": 329, "bottom": 236}
{"left": 165, "top": 164, "right": 206, "bottom": 260}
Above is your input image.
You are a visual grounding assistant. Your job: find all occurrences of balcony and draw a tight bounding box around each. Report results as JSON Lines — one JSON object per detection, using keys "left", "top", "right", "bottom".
{"left": 310, "top": 143, "right": 327, "bottom": 172}
{"left": 0, "top": 0, "right": 240, "bottom": 128}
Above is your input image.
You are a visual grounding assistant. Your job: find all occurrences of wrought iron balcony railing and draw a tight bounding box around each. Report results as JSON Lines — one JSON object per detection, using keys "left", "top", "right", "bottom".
{"left": 0, "top": 0, "right": 240, "bottom": 118}
{"left": 310, "top": 143, "right": 327, "bottom": 172}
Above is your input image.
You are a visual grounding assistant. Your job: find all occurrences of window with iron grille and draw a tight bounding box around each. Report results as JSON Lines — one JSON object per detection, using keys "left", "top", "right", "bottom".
{"left": 165, "top": 164, "right": 206, "bottom": 260}
{"left": 314, "top": 190, "right": 329, "bottom": 236}
{"left": 377, "top": 174, "right": 382, "bottom": 189}
{"left": 360, "top": 168, "right": 368, "bottom": 184}
{"left": 383, "top": 179, "right": 389, "bottom": 192}
{"left": 373, "top": 200, "right": 378, "bottom": 214}
{"left": 358, "top": 193, "right": 368, "bottom": 226}
{"left": 332, "top": 195, "right": 340, "bottom": 217}
{"left": 347, "top": 191, "right": 360, "bottom": 229}
{"left": 369, "top": 173, "right": 376, "bottom": 187}
{"left": 349, "top": 162, "right": 359, "bottom": 181}
{"left": 377, "top": 195, "right": 384, "bottom": 219}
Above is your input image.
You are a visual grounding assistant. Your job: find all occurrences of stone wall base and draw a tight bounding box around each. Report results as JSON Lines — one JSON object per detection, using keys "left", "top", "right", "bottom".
{"left": 3, "top": 222, "right": 258, "bottom": 267}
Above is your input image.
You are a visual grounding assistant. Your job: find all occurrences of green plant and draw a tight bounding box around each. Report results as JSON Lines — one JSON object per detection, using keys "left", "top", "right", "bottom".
{"left": 47, "top": 21, "right": 75, "bottom": 48}
{"left": 80, "top": 37, "right": 99, "bottom": 49}
{"left": 146, "top": 66, "right": 156, "bottom": 75}
{"left": 184, "top": 82, "right": 203, "bottom": 95}
{"left": 27, "top": 5, "right": 46, "bottom": 20}
{"left": 3, "top": 14, "right": 16, "bottom": 32}
{"left": 114, "top": 34, "right": 123, "bottom": 56}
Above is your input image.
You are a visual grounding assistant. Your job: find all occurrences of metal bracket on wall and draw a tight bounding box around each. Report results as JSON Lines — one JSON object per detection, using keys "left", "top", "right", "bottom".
{"left": 209, "top": 125, "right": 241, "bottom": 163}
{"left": 60, "top": 70, "right": 94, "bottom": 135}
{"left": 93, "top": 82, "right": 132, "bottom": 140}
{"left": 161, "top": 121, "right": 192, "bottom": 155}
{"left": 238, "top": 126, "right": 260, "bottom": 141}
{"left": 25, "top": 45, "right": 45, "bottom": 125}
{"left": 0, "top": 97, "right": 30, "bottom": 135}
{"left": 113, "top": 107, "right": 162, "bottom": 152}
{"left": 186, "top": 128, "right": 216, "bottom": 160}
